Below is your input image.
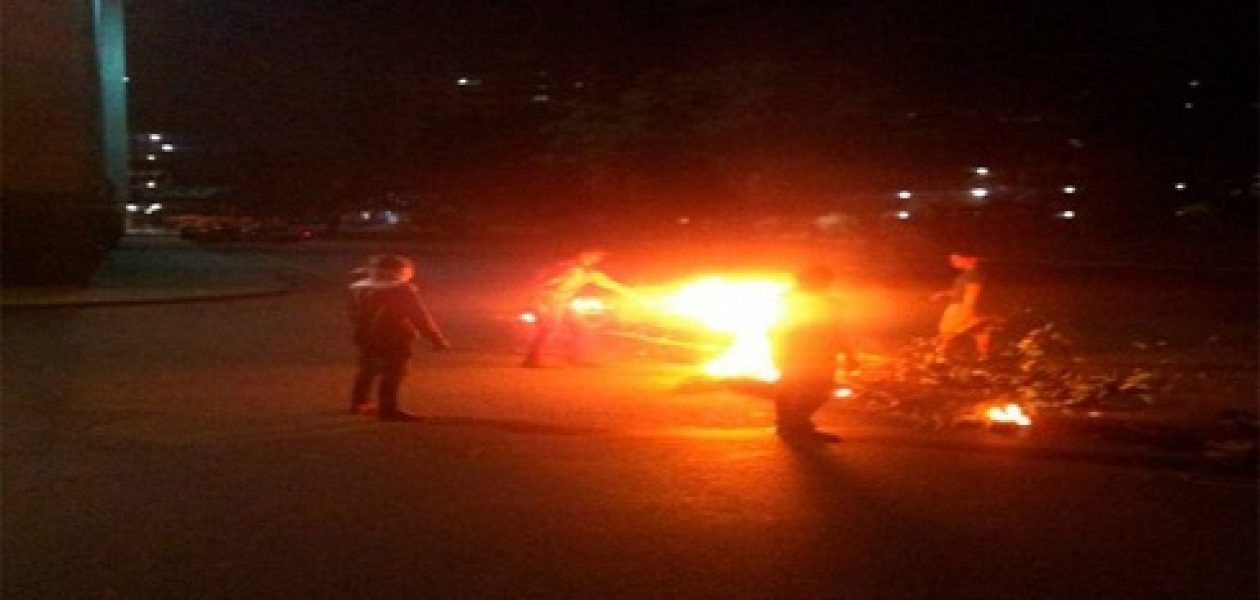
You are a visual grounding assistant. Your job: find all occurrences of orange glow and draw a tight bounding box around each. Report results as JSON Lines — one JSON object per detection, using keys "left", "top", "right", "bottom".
{"left": 986, "top": 403, "right": 1032, "bottom": 427}
{"left": 569, "top": 296, "right": 607, "bottom": 314}
{"left": 661, "top": 276, "right": 789, "bottom": 382}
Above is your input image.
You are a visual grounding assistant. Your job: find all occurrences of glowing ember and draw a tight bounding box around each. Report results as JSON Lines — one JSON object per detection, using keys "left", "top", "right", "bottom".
{"left": 661, "top": 277, "right": 788, "bottom": 382}
{"left": 986, "top": 403, "right": 1032, "bottom": 427}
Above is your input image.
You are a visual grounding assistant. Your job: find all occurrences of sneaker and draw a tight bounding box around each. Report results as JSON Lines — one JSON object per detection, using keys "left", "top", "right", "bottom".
{"left": 378, "top": 410, "right": 423, "bottom": 422}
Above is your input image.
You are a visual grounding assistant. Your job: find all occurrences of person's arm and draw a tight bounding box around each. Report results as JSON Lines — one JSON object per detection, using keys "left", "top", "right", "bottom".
{"left": 403, "top": 286, "right": 451, "bottom": 350}
{"left": 589, "top": 270, "right": 644, "bottom": 302}
{"left": 959, "top": 281, "right": 983, "bottom": 313}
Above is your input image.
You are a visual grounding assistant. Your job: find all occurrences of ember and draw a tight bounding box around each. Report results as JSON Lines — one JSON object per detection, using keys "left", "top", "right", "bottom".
{"left": 986, "top": 403, "right": 1032, "bottom": 427}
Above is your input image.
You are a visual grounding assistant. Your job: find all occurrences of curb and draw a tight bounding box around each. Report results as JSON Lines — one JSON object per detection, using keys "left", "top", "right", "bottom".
{"left": 1, "top": 287, "right": 291, "bottom": 309}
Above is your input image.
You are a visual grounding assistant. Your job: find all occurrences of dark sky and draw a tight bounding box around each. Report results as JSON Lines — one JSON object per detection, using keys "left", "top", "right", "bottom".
{"left": 124, "top": 0, "right": 1256, "bottom": 200}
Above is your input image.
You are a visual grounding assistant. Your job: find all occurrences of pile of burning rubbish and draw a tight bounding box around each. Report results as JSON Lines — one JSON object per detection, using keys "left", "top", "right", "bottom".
{"left": 851, "top": 323, "right": 1257, "bottom": 471}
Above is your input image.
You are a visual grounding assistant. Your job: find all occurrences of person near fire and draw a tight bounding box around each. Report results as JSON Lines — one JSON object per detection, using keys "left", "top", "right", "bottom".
{"left": 771, "top": 265, "right": 860, "bottom": 443}
{"left": 521, "top": 248, "right": 638, "bottom": 368}
{"left": 348, "top": 254, "right": 451, "bottom": 421}
{"left": 931, "top": 250, "right": 992, "bottom": 362}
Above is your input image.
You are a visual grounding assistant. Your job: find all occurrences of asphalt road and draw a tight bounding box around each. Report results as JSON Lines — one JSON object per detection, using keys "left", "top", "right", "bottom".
{"left": 3, "top": 240, "right": 1255, "bottom": 599}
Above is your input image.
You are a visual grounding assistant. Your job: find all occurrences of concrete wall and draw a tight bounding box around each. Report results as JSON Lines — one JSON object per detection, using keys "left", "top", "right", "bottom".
{"left": 2, "top": 0, "right": 127, "bottom": 284}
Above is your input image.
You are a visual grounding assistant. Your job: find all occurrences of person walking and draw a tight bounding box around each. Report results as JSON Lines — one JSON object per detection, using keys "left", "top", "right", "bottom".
{"left": 348, "top": 254, "right": 451, "bottom": 421}
{"left": 521, "top": 248, "right": 638, "bottom": 368}
{"left": 771, "top": 265, "right": 860, "bottom": 443}
{"left": 931, "top": 250, "right": 992, "bottom": 362}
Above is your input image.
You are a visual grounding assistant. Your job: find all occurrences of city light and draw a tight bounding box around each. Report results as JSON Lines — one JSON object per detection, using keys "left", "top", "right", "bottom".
{"left": 145, "top": 203, "right": 163, "bottom": 214}
{"left": 896, "top": 210, "right": 912, "bottom": 220}
{"left": 973, "top": 166, "right": 990, "bottom": 176}
{"left": 969, "top": 187, "right": 989, "bottom": 199}
{"left": 125, "top": 204, "right": 139, "bottom": 212}
{"left": 148, "top": 133, "right": 162, "bottom": 141}
{"left": 1056, "top": 210, "right": 1077, "bottom": 219}
{"left": 145, "top": 181, "right": 156, "bottom": 189}
{"left": 897, "top": 190, "right": 913, "bottom": 200}
{"left": 1062, "top": 185, "right": 1077, "bottom": 194}
{"left": 160, "top": 143, "right": 174, "bottom": 152}
{"left": 146, "top": 154, "right": 156, "bottom": 161}
{"left": 1174, "top": 182, "right": 1188, "bottom": 191}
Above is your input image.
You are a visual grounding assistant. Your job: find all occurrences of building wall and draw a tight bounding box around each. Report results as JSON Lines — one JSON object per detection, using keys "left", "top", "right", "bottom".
{"left": 2, "top": 0, "right": 128, "bottom": 284}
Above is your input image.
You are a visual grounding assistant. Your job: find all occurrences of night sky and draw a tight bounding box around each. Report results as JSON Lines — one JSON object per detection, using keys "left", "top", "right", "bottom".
{"left": 124, "top": 0, "right": 1257, "bottom": 212}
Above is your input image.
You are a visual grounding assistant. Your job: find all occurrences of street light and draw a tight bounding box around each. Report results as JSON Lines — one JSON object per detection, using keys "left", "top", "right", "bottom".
{"left": 969, "top": 187, "right": 989, "bottom": 199}
{"left": 1062, "top": 185, "right": 1077, "bottom": 194}
{"left": 895, "top": 210, "right": 912, "bottom": 220}
{"left": 973, "top": 166, "right": 990, "bottom": 176}
{"left": 160, "top": 143, "right": 174, "bottom": 152}
{"left": 897, "top": 190, "right": 913, "bottom": 200}
{"left": 146, "top": 154, "right": 157, "bottom": 161}
{"left": 145, "top": 181, "right": 156, "bottom": 189}
{"left": 148, "top": 133, "right": 162, "bottom": 142}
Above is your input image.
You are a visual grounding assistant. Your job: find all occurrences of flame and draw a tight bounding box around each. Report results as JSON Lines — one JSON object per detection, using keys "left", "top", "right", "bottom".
{"left": 661, "top": 277, "right": 789, "bottom": 382}
{"left": 986, "top": 403, "right": 1032, "bottom": 427}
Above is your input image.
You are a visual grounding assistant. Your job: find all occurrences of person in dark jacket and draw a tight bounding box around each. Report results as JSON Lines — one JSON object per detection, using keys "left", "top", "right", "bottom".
{"left": 348, "top": 254, "right": 450, "bottom": 421}
{"left": 771, "top": 265, "right": 860, "bottom": 443}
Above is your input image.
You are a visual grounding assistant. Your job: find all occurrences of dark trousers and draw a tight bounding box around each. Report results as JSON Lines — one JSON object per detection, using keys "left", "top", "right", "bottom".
{"left": 352, "top": 347, "right": 409, "bottom": 413}
{"left": 523, "top": 305, "right": 585, "bottom": 363}
{"left": 774, "top": 376, "right": 833, "bottom": 434}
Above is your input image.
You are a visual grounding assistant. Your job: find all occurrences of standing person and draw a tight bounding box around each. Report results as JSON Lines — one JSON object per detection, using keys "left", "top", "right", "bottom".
{"left": 348, "top": 254, "right": 451, "bottom": 421}
{"left": 931, "top": 250, "right": 991, "bottom": 362}
{"left": 521, "top": 248, "right": 638, "bottom": 368}
{"left": 771, "top": 265, "right": 860, "bottom": 443}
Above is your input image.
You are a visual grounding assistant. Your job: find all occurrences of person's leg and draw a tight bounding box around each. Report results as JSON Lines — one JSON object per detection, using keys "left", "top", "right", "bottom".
{"left": 376, "top": 353, "right": 410, "bottom": 418}
{"left": 351, "top": 350, "right": 381, "bottom": 412}
{"left": 522, "top": 305, "right": 558, "bottom": 367}
{"left": 973, "top": 326, "right": 993, "bottom": 360}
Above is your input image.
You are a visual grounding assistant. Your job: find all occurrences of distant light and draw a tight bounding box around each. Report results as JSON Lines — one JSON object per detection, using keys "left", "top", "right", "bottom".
{"left": 145, "top": 203, "right": 162, "bottom": 214}
{"left": 969, "top": 187, "right": 989, "bottom": 199}
{"left": 1184, "top": 102, "right": 1194, "bottom": 109}
{"left": 895, "top": 210, "right": 912, "bottom": 220}
{"left": 145, "top": 181, "right": 157, "bottom": 189}
{"left": 897, "top": 190, "right": 913, "bottom": 200}
{"left": 145, "top": 154, "right": 157, "bottom": 161}
{"left": 677, "top": 217, "right": 691, "bottom": 225}
{"left": 1062, "top": 185, "right": 1077, "bottom": 194}
{"left": 360, "top": 211, "right": 372, "bottom": 220}
{"left": 382, "top": 210, "right": 401, "bottom": 225}
{"left": 457, "top": 77, "right": 470, "bottom": 85}
{"left": 1056, "top": 210, "right": 1076, "bottom": 220}
{"left": 148, "top": 133, "right": 162, "bottom": 142}
{"left": 1188, "top": 79, "right": 1201, "bottom": 88}
{"left": 973, "top": 166, "right": 990, "bottom": 176}
{"left": 125, "top": 204, "right": 139, "bottom": 212}
{"left": 532, "top": 94, "right": 551, "bottom": 103}
{"left": 1174, "top": 182, "right": 1188, "bottom": 191}
{"left": 122, "top": 76, "right": 130, "bottom": 83}
{"left": 456, "top": 77, "right": 480, "bottom": 87}
{"left": 160, "top": 143, "right": 174, "bottom": 152}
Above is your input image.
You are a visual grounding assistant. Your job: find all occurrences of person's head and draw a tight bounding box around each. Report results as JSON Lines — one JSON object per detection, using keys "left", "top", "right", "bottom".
{"left": 365, "top": 254, "right": 414, "bottom": 281}
{"left": 948, "top": 252, "right": 979, "bottom": 270}
{"left": 576, "top": 248, "right": 608, "bottom": 268}
{"left": 794, "top": 264, "right": 836, "bottom": 292}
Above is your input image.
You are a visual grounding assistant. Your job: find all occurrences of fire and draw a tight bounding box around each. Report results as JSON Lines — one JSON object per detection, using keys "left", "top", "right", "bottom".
{"left": 661, "top": 277, "right": 789, "bottom": 382}
{"left": 986, "top": 403, "right": 1032, "bottom": 427}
